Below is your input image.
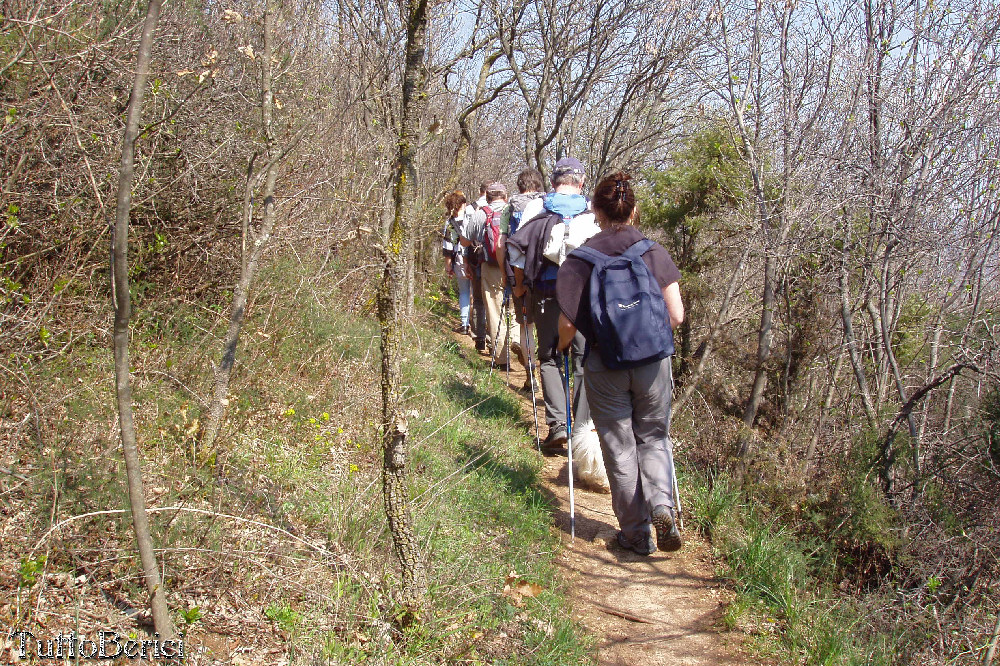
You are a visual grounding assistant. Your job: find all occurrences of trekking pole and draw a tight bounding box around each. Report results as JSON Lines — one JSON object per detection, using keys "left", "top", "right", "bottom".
{"left": 524, "top": 324, "right": 542, "bottom": 453}
{"left": 564, "top": 350, "right": 575, "bottom": 542}
{"left": 671, "top": 460, "right": 684, "bottom": 532}
{"left": 505, "top": 291, "right": 512, "bottom": 387}
{"left": 667, "top": 363, "right": 684, "bottom": 532}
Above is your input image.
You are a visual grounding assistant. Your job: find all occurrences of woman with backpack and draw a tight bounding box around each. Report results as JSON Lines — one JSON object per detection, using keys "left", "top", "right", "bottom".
{"left": 555, "top": 171, "right": 685, "bottom": 556}
{"left": 442, "top": 191, "right": 472, "bottom": 335}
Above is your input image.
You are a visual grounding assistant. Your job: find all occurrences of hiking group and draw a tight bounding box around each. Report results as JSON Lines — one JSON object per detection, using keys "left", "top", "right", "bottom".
{"left": 441, "top": 159, "right": 684, "bottom": 556}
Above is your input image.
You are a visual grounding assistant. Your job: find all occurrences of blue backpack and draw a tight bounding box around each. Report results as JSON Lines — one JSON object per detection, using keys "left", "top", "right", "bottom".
{"left": 569, "top": 239, "right": 674, "bottom": 369}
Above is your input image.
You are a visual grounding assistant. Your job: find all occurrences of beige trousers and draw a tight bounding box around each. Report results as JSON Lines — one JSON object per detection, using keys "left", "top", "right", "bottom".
{"left": 481, "top": 262, "right": 520, "bottom": 363}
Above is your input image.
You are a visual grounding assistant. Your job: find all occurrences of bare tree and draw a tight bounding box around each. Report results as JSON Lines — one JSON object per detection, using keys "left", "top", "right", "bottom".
{"left": 201, "top": 0, "right": 306, "bottom": 453}
{"left": 110, "top": 0, "right": 176, "bottom": 639}
{"left": 492, "top": 0, "right": 645, "bottom": 175}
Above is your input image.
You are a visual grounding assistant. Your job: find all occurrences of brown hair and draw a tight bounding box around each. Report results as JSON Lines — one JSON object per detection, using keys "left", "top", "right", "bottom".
{"left": 443, "top": 190, "right": 466, "bottom": 216}
{"left": 516, "top": 168, "right": 544, "bottom": 193}
{"left": 591, "top": 170, "right": 636, "bottom": 230}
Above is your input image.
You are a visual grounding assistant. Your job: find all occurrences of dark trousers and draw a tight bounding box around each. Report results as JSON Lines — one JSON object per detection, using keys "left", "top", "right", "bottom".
{"left": 470, "top": 264, "right": 486, "bottom": 346}
{"left": 529, "top": 292, "right": 584, "bottom": 432}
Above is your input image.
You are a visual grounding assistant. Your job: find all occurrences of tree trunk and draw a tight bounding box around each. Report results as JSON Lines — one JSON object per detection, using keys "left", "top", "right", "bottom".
{"left": 378, "top": 0, "right": 430, "bottom": 609}
{"left": 446, "top": 52, "right": 503, "bottom": 192}
{"left": 737, "top": 250, "right": 778, "bottom": 458}
{"left": 878, "top": 245, "right": 921, "bottom": 493}
{"left": 984, "top": 608, "right": 1000, "bottom": 666}
{"left": 111, "top": 0, "right": 175, "bottom": 639}
{"left": 840, "top": 257, "right": 878, "bottom": 425}
{"left": 202, "top": 0, "right": 282, "bottom": 453}
{"left": 805, "top": 352, "right": 844, "bottom": 471}
{"left": 867, "top": 296, "right": 891, "bottom": 406}
{"left": 405, "top": 232, "right": 415, "bottom": 318}
{"left": 918, "top": 312, "right": 945, "bottom": 444}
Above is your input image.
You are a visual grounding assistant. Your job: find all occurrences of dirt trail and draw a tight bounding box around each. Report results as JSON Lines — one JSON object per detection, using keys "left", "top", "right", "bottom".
{"left": 459, "top": 334, "right": 746, "bottom": 666}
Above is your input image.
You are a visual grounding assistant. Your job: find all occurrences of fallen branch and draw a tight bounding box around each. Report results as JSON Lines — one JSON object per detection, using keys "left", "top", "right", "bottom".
{"left": 1, "top": 466, "right": 29, "bottom": 481}
{"left": 594, "top": 603, "right": 660, "bottom": 624}
{"left": 29, "top": 506, "right": 337, "bottom": 563}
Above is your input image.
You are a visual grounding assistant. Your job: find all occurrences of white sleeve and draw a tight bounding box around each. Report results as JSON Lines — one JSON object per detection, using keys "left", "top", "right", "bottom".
{"left": 507, "top": 245, "right": 526, "bottom": 269}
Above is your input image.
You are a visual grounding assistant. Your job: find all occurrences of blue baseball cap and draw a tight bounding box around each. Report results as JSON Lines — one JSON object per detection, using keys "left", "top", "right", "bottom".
{"left": 552, "top": 157, "right": 586, "bottom": 178}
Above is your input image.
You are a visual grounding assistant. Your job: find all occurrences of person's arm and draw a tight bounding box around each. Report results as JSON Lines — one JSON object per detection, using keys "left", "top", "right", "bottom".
{"left": 557, "top": 313, "right": 577, "bottom": 352}
{"left": 497, "top": 234, "right": 507, "bottom": 269}
{"left": 662, "top": 282, "right": 684, "bottom": 329}
{"left": 444, "top": 254, "right": 454, "bottom": 276}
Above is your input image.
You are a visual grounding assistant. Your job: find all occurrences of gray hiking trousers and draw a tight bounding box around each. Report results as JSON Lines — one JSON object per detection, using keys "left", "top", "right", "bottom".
{"left": 529, "top": 293, "right": 584, "bottom": 433}
{"left": 584, "top": 353, "right": 676, "bottom": 544}
{"left": 470, "top": 263, "right": 487, "bottom": 345}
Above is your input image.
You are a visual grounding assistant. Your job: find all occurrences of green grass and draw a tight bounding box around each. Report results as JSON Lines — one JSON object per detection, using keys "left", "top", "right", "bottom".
{"left": 686, "top": 471, "right": 901, "bottom": 665}
{"left": 7, "top": 255, "right": 593, "bottom": 664}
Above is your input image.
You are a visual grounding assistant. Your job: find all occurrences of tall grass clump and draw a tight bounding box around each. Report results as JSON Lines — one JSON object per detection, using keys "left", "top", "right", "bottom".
{"left": 686, "top": 471, "right": 900, "bottom": 665}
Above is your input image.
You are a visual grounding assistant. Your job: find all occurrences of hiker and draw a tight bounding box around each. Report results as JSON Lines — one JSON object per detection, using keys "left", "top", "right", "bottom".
{"left": 461, "top": 182, "right": 512, "bottom": 362}
{"left": 555, "top": 170, "right": 685, "bottom": 556}
{"left": 507, "top": 157, "right": 601, "bottom": 452}
{"left": 473, "top": 182, "right": 489, "bottom": 210}
{"left": 500, "top": 168, "right": 546, "bottom": 388}
{"left": 442, "top": 190, "right": 472, "bottom": 335}
{"left": 459, "top": 182, "right": 488, "bottom": 349}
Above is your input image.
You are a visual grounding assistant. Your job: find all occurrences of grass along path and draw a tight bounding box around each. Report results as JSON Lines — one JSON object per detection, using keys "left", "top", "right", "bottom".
{"left": 452, "top": 328, "right": 749, "bottom": 666}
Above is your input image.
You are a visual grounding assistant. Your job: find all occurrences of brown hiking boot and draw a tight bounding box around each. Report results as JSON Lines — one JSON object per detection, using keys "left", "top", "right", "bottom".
{"left": 651, "top": 505, "right": 682, "bottom": 552}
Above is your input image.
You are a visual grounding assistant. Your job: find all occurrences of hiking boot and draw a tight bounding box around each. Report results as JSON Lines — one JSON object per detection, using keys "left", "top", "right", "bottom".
{"left": 541, "top": 427, "right": 567, "bottom": 454}
{"left": 617, "top": 531, "right": 656, "bottom": 556}
{"left": 511, "top": 341, "right": 523, "bottom": 360}
{"left": 651, "top": 505, "right": 682, "bottom": 552}
{"left": 521, "top": 374, "right": 535, "bottom": 393}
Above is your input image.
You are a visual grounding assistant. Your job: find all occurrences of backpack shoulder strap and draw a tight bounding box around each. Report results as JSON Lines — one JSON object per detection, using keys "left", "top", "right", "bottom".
{"left": 569, "top": 245, "right": 612, "bottom": 268}
{"left": 620, "top": 238, "right": 655, "bottom": 260}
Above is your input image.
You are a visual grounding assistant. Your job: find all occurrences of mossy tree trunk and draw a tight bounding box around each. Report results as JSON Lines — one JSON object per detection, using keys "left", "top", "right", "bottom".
{"left": 378, "top": 0, "right": 430, "bottom": 609}
{"left": 110, "top": 0, "right": 175, "bottom": 639}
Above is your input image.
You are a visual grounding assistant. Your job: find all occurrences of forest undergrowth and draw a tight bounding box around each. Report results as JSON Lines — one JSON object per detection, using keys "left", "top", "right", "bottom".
{"left": 0, "top": 256, "right": 594, "bottom": 665}
{"left": 2, "top": 246, "right": 998, "bottom": 666}
{"left": 677, "top": 425, "right": 999, "bottom": 665}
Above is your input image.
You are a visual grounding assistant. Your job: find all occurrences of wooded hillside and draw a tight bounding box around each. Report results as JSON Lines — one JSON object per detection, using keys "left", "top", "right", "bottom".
{"left": 2, "top": 0, "right": 998, "bottom": 663}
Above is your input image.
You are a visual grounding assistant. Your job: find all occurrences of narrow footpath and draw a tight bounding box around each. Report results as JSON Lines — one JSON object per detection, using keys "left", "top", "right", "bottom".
{"left": 457, "top": 331, "right": 747, "bottom": 666}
